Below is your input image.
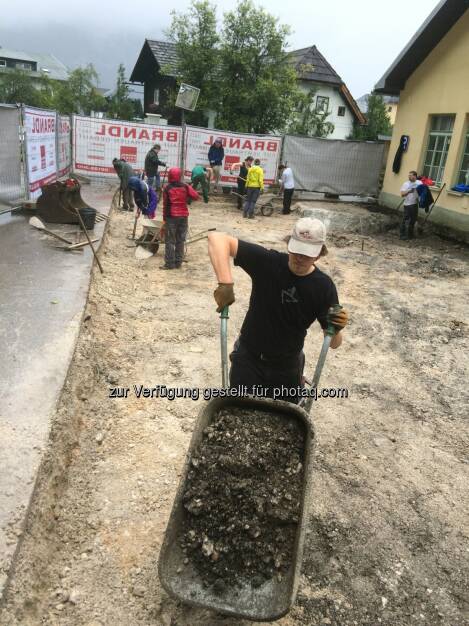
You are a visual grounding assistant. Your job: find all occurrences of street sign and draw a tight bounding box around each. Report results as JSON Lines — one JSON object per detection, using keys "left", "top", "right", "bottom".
{"left": 175, "top": 83, "right": 200, "bottom": 112}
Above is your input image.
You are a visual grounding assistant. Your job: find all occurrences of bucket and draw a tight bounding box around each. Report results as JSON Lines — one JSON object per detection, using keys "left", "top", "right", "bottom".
{"left": 79, "top": 207, "right": 96, "bottom": 230}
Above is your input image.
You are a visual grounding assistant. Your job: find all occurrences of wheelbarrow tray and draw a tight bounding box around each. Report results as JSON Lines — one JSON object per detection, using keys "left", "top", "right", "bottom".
{"left": 158, "top": 395, "right": 315, "bottom": 622}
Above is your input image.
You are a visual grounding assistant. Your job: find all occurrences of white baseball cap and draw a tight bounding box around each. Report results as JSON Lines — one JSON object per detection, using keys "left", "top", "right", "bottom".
{"left": 288, "top": 217, "right": 326, "bottom": 257}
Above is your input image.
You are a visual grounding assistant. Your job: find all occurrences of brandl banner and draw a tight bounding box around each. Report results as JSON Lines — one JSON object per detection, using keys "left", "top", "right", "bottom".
{"left": 24, "top": 106, "right": 57, "bottom": 199}
{"left": 72, "top": 116, "right": 182, "bottom": 177}
{"left": 184, "top": 126, "right": 282, "bottom": 186}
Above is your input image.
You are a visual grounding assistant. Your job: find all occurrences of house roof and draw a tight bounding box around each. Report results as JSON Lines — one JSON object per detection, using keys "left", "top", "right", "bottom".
{"left": 357, "top": 93, "right": 399, "bottom": 113}
{"left": 289, "top": 45, "right": 365, "bottom": 124}
{"left": 130, "top": 39, "right": 178, "bottom": 83}
{"left": 375, "top": 0, "right": 469, "bottom": 95}
{"left": 0, "top": 47, "right": 69, "bottom": 81}
{"left": 288, "top": 45, "right": 343, "bottom": 85}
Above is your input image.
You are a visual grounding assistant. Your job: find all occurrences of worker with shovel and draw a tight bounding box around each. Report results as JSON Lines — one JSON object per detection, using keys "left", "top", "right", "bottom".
{"left": 230, "top": 156, "right": 254, "bottom": 210}
{"left": 112, "top": 158, "right": 135, "bottom": 211}
{"left": 161, "top": 167, "right": 200, "bottom": 270}
{"left": 208, "top": 217, "right": 348, "bottom": 403}
{"left": 400, "top": 170, "right": 422, "bottom": 240}
{"left": 145, "top": 144, "right": 167, "bottom": 190}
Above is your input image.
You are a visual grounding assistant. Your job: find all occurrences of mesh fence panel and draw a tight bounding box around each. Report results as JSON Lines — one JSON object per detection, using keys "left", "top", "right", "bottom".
{"left": 282, "top": 135, "right": 386, "bottom": 196}
{"left": 0, "top": 104, "right": 24, "bottom": 204}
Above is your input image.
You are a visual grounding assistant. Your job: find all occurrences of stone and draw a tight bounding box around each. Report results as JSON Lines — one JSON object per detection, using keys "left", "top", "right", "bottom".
{"left": 68, "top": 588, "right": 80, "bottom": 605}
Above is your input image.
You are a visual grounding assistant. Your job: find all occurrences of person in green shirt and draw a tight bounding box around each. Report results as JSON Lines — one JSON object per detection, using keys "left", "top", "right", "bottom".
{"left": 191, "top": 165, "right": 211, "bottom": 203}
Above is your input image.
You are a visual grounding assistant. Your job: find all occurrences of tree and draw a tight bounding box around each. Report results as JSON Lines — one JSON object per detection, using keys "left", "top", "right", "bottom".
{"left": 349, "top": 93, "right": 392, "bottom": 140}
{"left": 0, "top": 68, "right": 53, "bottom": 108}
{"left": 54, "top": 64, "right": 106, "bottom": 115}
{"left": 217, "top": 1, "right": 300, "bottom": 133}
{"left": 168, "top": 0, "right": 220, "bottom": 125}
{"left": 107, "top": 64, "right": 134, "bottom": 120}
{"left": 287, "top": 87, "right": 334, "bottom": 138}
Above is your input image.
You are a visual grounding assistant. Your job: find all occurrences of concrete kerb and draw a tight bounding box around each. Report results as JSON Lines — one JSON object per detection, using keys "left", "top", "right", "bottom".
{"left": 0, "top": 184, "right": 115, "bottom": 602}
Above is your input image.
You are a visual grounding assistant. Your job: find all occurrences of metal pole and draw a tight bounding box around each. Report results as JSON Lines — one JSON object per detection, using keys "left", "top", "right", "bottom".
{"left": 20, "top": 105, "right": 32, "bottom": 201}
{"left": 220, "top": 306, "right": 229, "bottom": 389}
{"left": 179, "top": 109, "right": 186, "bottom": 177}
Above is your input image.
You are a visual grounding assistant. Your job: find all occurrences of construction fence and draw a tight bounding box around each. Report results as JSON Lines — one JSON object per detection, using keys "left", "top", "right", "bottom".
{"left": 0, "top": 106, "right": 385, "bottom": 203}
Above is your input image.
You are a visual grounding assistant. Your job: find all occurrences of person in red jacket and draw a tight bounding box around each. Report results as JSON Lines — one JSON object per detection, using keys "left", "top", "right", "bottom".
{"left": 162, "top": 167, "right": 200, "bottom": 270}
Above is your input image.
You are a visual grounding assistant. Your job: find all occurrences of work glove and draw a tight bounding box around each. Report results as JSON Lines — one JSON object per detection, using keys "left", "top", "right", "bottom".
{"left": 214, "top": 283, "right": 235, "bottom": 313}
{"left": 327, "top": 306, "right": 349, "bottom": 332}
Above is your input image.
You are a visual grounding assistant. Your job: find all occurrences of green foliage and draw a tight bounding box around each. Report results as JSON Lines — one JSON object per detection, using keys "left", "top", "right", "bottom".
{"left": 217, "top": 1, "right": 300, "bottom": 133}
{"left": 107, "top": 64, "right": 134, "bottom": 120}
{"left": 54, "top": 64, "right": 106, "bottom": 115}
{"left": 0, "top": 68, "right": 52, "bottom": 108}
{"left": 168, "top": 0, "right": 301, "bottom": 133}
{"left": 287, "top": 87, "right": 334, "bottom": 138}
{"left": 349, "top": 93, "right": 392, "bottom": 140}
{"left": 168, "top": 0, "right": 220, "bottom": 125}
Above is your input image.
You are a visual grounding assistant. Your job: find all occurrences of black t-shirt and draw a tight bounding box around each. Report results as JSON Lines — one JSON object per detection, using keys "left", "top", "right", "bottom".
{"left": 238, "top": 164, "right": 248, "bottom": 185}
{"left": 234, "top": 240, "right": 339, "bottom": 357}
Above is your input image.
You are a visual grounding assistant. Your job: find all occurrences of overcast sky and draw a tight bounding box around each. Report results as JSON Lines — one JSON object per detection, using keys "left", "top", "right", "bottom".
{"left": 1, "top": 0, "right": 439, "bottom": 98}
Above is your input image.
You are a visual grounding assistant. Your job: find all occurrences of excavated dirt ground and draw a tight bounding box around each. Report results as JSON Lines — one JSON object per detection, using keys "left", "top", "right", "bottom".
{"left": 1, "top": 195, "right": 468, "bottom": 626}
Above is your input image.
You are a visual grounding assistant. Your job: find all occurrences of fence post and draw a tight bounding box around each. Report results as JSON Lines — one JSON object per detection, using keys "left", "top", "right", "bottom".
{"left": 20, "top": 104, "right": 32, "bottom": 201}
{"left": 179, "top": 111, "right": 186, "bottom": 177}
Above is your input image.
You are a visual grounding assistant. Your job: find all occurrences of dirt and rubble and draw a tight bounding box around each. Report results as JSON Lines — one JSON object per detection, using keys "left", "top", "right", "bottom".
{"left": 0, "top": 195, "right": 468, "bottom": 626}
{"left": 180, "top": 407, "right": 305, "bottom": 590}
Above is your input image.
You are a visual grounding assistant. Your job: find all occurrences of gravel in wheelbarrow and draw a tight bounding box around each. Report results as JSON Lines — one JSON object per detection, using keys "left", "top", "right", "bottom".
{"left": 158, "top": 396, "right": 315, "bottom": 622}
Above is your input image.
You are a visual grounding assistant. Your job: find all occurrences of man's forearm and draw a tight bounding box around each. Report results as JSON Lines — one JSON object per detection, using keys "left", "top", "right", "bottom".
{"left": 208, "top": 233, "right": 235, "bottom": 283}
{"left": 330, "top": 331, "right": 343, "bottom": 349}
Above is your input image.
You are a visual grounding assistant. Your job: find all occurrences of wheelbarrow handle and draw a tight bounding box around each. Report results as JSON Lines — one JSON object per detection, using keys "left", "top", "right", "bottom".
{"left": 220, "top": 305, "right": 230, "bottom": 389}
{"left": 302, "top": 304, "right": 342, "bottom": 413}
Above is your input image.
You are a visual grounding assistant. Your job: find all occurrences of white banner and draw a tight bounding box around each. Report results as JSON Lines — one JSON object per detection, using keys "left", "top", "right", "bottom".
{"left": 184, "top": 127, "right": 282, "bottom": 186}
{"left": 72, "top": 116, "right": 182, "bottom": 178}
{"left": 57, "top": 115, "right": 71, "bottom": 178}
{"left": 24, "top": 106, "right": 57, "bottom": 199}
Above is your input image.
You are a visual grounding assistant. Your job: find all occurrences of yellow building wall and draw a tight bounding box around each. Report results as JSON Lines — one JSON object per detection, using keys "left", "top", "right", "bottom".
{"left": 381, "top": 9, "right": 469, "bottom": 238}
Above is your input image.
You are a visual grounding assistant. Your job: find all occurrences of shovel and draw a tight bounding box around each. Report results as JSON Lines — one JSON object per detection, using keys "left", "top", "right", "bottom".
{"left": 29, "top": 216, "right": 74, "bottom": 245}
{"left": 417, "top": 182, "right": 446, "bottom": 235}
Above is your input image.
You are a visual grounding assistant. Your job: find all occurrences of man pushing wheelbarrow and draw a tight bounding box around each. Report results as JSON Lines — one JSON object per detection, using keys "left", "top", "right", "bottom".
{"left": 208, "top": 217, "right": 348, "bottom": 403}
{"left": 158, "top": 217, "right": 349, "bottom": 622}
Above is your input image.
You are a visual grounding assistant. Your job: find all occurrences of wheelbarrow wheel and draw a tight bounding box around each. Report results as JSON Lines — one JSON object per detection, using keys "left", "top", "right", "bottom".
{"left": 260, "top": 201, "right": 274, "bottom": 217}
{"left": 135, "top": 233, "right": 160, "bottom": 255}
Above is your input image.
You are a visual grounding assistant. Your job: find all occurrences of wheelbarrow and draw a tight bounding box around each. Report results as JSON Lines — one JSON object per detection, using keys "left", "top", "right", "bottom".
{"left": 134, "top": 222, "right": 217, "bottom": 260}
{"left": 158, "top": 306, "right": 342, "bottom": 621}
{"left": 229, "top": 189, "right": 279, "bottom": 217}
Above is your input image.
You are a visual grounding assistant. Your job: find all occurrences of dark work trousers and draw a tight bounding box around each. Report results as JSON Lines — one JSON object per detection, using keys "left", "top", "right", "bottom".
{"left": 192, "top": 174, "right": 209, "bottom": 203}
{"left": 122, "top": 187, "right": 134, "bottom": 210}
{"left": 400, "top": 203, "right": 418, "bottom": 239}
{"left": 282, "top": 188, "right": 294, "bottom": 214}
{"left": 164, "top": 217, "right": 188, "bottom": 268}
{"left": 237, "top": 181, "right": 246, "bottom": 209}
{"left": 229, "top": 339, "right": 305, "bottom": 404}
{"left": 244, "top": 187, "right": 260, "bottom": 217}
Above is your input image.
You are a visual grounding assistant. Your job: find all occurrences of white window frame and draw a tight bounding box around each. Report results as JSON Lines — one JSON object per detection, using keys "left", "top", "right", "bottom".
{"left": 0, "top": 59, "right": 6, "bottom": 68}
{"left": 316, "top": 95, "right": 329, "bottom": 114}
{"left": 422, "top": 115, "right": 455, "bottom": 186}
{"left": 337, "top": 106, "right": 346, "bottom": 117}
{"left": 456, "top": 130, "right": 469, "bottom": 186}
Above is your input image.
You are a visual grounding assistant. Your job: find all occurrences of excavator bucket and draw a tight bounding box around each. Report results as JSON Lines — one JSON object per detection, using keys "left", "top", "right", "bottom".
{"left": 37, "top": 178, "right": 96, "bottom": 229}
